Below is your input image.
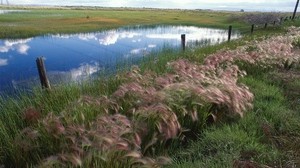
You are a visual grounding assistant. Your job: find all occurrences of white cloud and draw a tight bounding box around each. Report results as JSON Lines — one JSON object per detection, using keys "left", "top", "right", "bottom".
{"left": 17, "top": 44, "right": 30, "bottom": 54}
{"left": 0, "top": 39, "right": 31, "bottom": 55}
{"left": 132, "top": 39, "right": 141, "bottom": 43}
{"left": 78, "top": 33, "right": 97, "bottom": 41}
{"left": 11, "top": 62, "right": 101, "bottom": 90}
{"left": 145, "top": 26, "right": 239, "bottom": 42}
{"left": 0, "top": 46, "right": 9, "bottom": 53}
{"left": 98, "top": 31, "right": 120, "bottom": 46}
{"left": 97, "top": 31, "right": 141, "bottom": 45}
{"left": 52, "top": 34, "right": 71, "bottom": 39}
{"left": 70, "top": 63, "right": 100, "bottom": 81}
{"left": 148, "top": 44, "right": 156, "bottom": 48}
{"left": 130, "top": 47, "right": 147, "bottom": 54}
{"left": 53, "top": 31, "right": 141, "bottom": 45}
{"left": 0, "top": 58, "right": 8, "bottom": 66}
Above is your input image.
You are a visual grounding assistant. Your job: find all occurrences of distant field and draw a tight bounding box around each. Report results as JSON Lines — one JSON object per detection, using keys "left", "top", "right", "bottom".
{"left": 0, "top": 6, "right": 244, "bottom": 38}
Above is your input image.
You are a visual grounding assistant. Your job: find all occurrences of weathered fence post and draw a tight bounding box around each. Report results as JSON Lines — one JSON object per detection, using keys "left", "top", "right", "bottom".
{"left": 251, "top": 24, "right": 255, "bottom": 34}
{"left": 273, "top": 21, "right": 276, "bottom": 26}
{"left": 293, "top": 0, "right": 300, "bottom": 20}
{"left": 264, "top": 23, "right": 268, "bottom": 29}
{"left": 228, "top": 25, "right": 232, "bottom": 42}
{"left": 181, "top": 34, "right": 186, "bottom": 51}
{"left": 36, "top": 57, "right": 51, "bottom": 89}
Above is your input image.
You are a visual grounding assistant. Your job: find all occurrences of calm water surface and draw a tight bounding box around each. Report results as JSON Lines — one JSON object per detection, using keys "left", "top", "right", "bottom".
{"left": 0, "top": 25, "right": 240, "bottom": 93}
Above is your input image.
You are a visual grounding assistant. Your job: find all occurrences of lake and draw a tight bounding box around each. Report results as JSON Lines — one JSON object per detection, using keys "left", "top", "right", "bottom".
{"left": 0, "top": 25, "right": 240, "bottom": 94}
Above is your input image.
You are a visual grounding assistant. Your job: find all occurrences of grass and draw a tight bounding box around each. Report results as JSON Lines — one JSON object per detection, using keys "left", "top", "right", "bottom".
{"left": 185, "top": 73, "right": 299, "bottom": 166}
{"left": 0, "top": 6, "right": 246, "bottom": 38}
{"left": 1, "top": 7, "right": 300, "bottom": 167}
{"left": 165, "top": 23, "right": 300, "bottom": 167}
{"left": 168, "top": 76, "right": 297, "bottom": 167}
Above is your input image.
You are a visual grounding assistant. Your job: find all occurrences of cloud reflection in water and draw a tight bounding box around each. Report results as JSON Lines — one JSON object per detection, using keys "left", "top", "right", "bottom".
{"left": 0, "top": 39, "right": 31, "bottom": 55}
{"left": 1, "top": 25, "right": 241, "bottom": 94}
{"left": 48, "top": 62, "right": 101, "bottom": 84}
{"left": 0, "top": 58, "right": 8, "bottom": 66}
{"left": 12, "top": 62, "right": 101, "bottom": 91}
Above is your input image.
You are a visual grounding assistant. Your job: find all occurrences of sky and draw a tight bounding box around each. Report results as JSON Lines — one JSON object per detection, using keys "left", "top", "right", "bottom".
{"left": 2, "top": 0, "right": 298, "bottom": 12}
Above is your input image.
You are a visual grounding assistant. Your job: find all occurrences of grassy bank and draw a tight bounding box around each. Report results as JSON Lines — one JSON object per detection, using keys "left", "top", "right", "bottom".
{"left": 0, "top": 6, "right": 244, "bottom": 38}
{"left": 168, "top": 64, "right": 300, "bottom": 168}
{"left": 0, "top": 9, "right": 300, "bottom": 167}
{"left": 166, "top": 25, "right": 300, "bottom": 167}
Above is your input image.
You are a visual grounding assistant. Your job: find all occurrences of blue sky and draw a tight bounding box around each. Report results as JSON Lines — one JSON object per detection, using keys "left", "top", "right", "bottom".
{"left": 4, "top": 0, "right": 298, "bottom": 12}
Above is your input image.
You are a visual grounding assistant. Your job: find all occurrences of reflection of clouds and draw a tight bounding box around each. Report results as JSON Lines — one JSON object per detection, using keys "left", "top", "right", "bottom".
{"left": 78, "top": 34, "right": 97, "bottom": 41}
{"left": 146, "top": 34, "right": 179, "bottom": 40}
{"left": 50, "top": 26, "right": 239, "bottom": 48}
{"left": 130, "top": 47, "right": 147, "bottom": 55}
{"left": 146, "top": 26, "right": 240, "bottom": 43}
{"left": 48, "top": 62, "right": 101, "bottom": 83}
{"left": 70, "top": 63, "right": 100, "bottom": 81}
{"left": 148, "top": 44, "right": 157, "bottom": 48}
{"left": 0, "top": 39, "right": 31, "bottom": 55}
{"left": 17, "top": 44, "right": 30, "bottom": 55}
{"left": 54, "top": 31, "right": 142, "bottom": 46}
{"left": 0, "top": 58, "right": 8, "bottom": 66}
{"left": 126, "top": 44, "right": 158, "bottom": 58}
{"left": 0, "top": 10, "right": 28, "bottom": 14}
{"left": 132, "top": 39, "right": 142, "bottom": 43}
{"left": 99, "top": 31, "right": 119, "bottom": 46}
{"left": 11, "top": 63, "right": 101, "bottom": 91}
{"left": 52, "top": 34, "right": 71, "bottom": 39}
{"left": 0, "top": 46, "right": 9, "bottom": 53}
{"left": 99, "top": 30, "right": 141, "bottom": 46}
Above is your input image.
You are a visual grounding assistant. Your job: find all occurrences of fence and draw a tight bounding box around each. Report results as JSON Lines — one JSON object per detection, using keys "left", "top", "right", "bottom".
{"left": 35, "top": 14, "right": 300, "bottom": 90}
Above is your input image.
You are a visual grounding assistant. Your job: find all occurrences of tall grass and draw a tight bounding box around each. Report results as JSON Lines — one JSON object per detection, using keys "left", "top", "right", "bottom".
{"left": 1, "top": 18, "right": 300, "bottom": 167}
{"left": 167, "top": 26, "right": 300, "bottom": 167}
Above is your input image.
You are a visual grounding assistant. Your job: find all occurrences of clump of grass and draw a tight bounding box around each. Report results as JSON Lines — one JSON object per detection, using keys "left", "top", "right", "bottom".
{"left": 167, "top": 25, "right": 300, "bottom": 168}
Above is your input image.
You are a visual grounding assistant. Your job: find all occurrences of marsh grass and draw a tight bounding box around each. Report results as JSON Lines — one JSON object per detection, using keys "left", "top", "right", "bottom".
{"left": 166, "top": 25, "right": 300, "bottom": 168}
{"left": 0, "top": 7, "right": 241, "bottom": 38}
{"left": 0, "top": 38, "right": 253, "bottom": 167}
{"left": 168, "top": 64, "right": 300, "bottom": 168}
{"left": 1, "top": 13, "right": 300, "bottom": 167}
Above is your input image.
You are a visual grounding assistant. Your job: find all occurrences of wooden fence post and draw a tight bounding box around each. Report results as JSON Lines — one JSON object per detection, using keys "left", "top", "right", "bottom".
{"left": 264, "top": 23, "right": 268, "bottom": 29}
{"left": 293, "top": 0, "right": 300, "bottom": 20}
{"left": 228, "top": 25, "right": 232, "bottom": 42}
{"left": 36, "top": 57, "right": 51, "bottom": 89}
{"left": 181, "top": 34, "right": 186, "bottom": 51}
{"left": 273, "top": 21, "right": 276, "bottom": 26}
{"left": 251, "top": 24, "right": 254, "bottom": 34}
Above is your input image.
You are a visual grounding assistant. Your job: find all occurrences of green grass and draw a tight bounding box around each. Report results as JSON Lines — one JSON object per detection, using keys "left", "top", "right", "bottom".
{"left": 167, "top": 67, "right": 300, "bottom": 168}
{"left": 0, "top": 7, "right": 300, "bottom": 167}
{"left": 0, "top": 6, "right": 246, "bottom": 38}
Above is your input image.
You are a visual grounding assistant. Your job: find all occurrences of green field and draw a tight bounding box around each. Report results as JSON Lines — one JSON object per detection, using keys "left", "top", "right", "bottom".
{"left": 0, "top": 6, "right": 244, "bottom": 38}
{"left": 0, "top": 6, "right": 300, "bottom": 168}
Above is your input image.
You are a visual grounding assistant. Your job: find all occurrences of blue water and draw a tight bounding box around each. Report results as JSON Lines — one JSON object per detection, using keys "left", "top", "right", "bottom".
{"left": 0, "top": 25, "right": 240, "bottom": 93}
